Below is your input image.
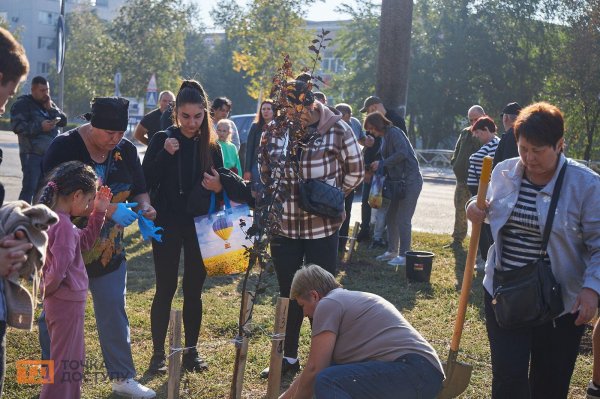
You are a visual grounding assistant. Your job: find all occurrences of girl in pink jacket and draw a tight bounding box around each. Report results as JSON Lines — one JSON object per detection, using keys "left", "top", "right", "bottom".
{"left": 38, "top": 161, "right": 111, "bottom": 399}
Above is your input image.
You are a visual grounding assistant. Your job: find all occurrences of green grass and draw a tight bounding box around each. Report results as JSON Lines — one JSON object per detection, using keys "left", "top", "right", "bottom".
{"left": 3, "top": 227, "right": 593, "bottom": 398}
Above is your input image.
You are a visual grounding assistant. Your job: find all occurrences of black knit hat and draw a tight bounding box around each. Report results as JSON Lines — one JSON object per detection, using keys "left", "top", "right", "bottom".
{"left": 86, "top": 97, "right": 129, "bottom": 131}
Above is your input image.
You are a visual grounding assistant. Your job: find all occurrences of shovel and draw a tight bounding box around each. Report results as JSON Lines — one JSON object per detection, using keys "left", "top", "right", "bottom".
{"left": 438, "top": 156, "right": 493, "bottom": 399}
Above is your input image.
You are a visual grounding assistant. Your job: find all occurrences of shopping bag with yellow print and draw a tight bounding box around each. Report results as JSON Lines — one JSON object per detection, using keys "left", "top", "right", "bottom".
{"left": 194, "top": 191, "right": 253, "bottom": 276}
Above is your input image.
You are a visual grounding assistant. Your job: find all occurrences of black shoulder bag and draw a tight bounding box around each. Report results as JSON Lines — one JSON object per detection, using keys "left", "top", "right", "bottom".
{"left": 295, "top": 145, "right": 345, "bottom": 219}
{"left": 491, "top": 162, "right": 567, "bottom": 329}
{"left": 382, "top": 160, "right": 407, "bottom": 201}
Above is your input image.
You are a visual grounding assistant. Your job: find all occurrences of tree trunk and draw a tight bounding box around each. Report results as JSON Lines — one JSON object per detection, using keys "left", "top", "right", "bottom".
{"left": 376, "top": 0, "right": 414, "bottom": 118}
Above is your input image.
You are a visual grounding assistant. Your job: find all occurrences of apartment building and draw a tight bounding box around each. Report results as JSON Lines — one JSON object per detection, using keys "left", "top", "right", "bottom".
{"left": 0, "top": 0, "right": 125, "bottom": 91}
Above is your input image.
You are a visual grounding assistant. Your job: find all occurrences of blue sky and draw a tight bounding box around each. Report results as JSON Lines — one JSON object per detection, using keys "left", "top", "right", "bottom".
{"left": 193, "top": 0, "right": 381, "bottom": 29}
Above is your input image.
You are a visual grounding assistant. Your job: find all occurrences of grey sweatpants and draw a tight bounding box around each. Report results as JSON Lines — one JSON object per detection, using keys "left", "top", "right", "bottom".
{"left": 386, "top": 179, "right": 423, "bottom": 256}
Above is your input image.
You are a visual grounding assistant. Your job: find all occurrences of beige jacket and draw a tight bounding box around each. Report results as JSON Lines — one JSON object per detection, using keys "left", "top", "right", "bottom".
{"left": 0, "top": 201, "right": 58, "bottom": 330}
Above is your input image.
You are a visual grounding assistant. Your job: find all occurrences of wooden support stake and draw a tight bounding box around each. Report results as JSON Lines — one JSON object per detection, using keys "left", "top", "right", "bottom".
{"left": 266, "top": 297, "right": 290, "bottom": 399}
{"left": 230, "top": 291, "right": 253, "bottom": 399}
{"left": 168, "top": 309, "right": 183, "bottom": 399}
{"left": 345, "top": 221, "right": 361, "bottom": 263}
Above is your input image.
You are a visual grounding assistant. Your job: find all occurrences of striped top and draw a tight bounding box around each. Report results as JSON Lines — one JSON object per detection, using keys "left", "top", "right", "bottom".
{"left": 499, "top": 178, "right": 550, "bottom": 270}
{"left": 467, "top": 137, "right": 499, "bottom": 187}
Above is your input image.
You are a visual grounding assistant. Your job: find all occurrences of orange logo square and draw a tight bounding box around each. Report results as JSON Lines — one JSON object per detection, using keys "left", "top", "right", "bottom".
{"left": 16, "top": 360, "right": 54, "bottom": 384}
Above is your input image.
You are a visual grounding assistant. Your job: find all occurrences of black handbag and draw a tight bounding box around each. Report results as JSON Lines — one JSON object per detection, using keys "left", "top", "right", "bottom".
{"left": 298, "top": 179, "right": 345, "bottom": 219}
{"left": 382, "top": 178, "right": 406, "bottom": 200}
{"left": 491, "top": 163, "right": 567, "bottom": 329}
{"left": 294, "top": 146, "right": 345, "bottom": 219}
{"left": 382, "top": 161, "right": 407, "bottom": 201}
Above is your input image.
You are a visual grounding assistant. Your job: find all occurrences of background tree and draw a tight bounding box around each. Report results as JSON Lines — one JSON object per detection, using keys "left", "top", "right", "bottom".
{"left": 183, "top": 28, "right": 255, "bottom": 113}
{"left": 48, "top": 11, "right": 124, "bottom": 117}
{"left": 212, "top": 0, "right": 315, "bottom": 100}
{"left": 329, "top": 0, "right": 380, "bottom": 115}
{"left": 110, "top": 0, "right": 192, "bottom": 99}
{"left": 544, "top": 0, "right": 600, "bottom": 161}
{"left": 408, "top": 0, "right": 479, "bottom": 148}
{"left": 468, "top": 0, "right": 560, "bottom": 113}
{"left": 376, "top": 0, "right": 413, "bottom": 118}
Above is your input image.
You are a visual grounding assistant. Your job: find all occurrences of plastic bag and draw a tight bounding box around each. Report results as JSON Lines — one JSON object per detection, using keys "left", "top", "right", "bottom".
{"left": 368, "top": 173, "right": 385, "bottom": 209}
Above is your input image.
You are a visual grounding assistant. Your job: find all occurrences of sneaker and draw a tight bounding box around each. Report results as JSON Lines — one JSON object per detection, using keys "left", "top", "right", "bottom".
{"left": 356, "top": 229, "right": 371, "bottom": 242}
{"left": 112, "top": 378, "right": 156, "bottom": 398}
{"left": 182, "top": 348, "right": 208, "bottom": 372}
{"left": 259, "top": 357, "right": 300, "bottom": 379}
{"left": 587, "top": 381, "right": 600, "bottom": 398}
{"left": 369, "top": 239, "right": 386, "bottom": 250}
{"left": 147, "top": 352, "right": 167, "bottom": 375}
{"left": 375, "top": 251, "right": 396, "bottom": 262}
{"left": 388, "top": 256, "right": 406, "bottom": 266}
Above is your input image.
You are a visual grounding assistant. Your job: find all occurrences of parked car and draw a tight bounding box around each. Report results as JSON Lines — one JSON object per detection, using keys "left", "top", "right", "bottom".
{"left": 230, "top": 113, "right": 255, "bottom": 145}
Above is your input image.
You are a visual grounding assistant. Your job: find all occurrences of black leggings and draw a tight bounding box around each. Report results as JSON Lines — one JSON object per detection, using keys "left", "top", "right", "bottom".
{"left": 339, "top": 190, "right": 355, "bottom": 249}
{"left": 270, "top": 232, "right": 338, "bottom": 358}
{"left": 361, "top": 181, "right": 372, "bottom": 233}
{"left": 151, "top": 217, "right": 207, "bottom": 352}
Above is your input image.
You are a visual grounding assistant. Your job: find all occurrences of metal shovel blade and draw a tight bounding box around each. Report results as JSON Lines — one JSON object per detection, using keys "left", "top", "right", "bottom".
{"left": 437, "top": 358, "right": 473, "bottom": 399}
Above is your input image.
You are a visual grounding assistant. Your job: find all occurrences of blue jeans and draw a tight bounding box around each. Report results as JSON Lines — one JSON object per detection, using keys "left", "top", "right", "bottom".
{"left": 18, "top": 153, "right": 44, "bottom": 203}
{"left": 39, "top": 310, "right": 50, "bottom": 360}
{"left": 39, "top": 262, "right": 136, "bottom": 380}
{"left": 314, "top": 353, "right": 443, "bottom": 399}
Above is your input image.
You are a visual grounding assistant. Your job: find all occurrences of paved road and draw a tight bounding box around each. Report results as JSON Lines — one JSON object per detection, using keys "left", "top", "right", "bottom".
{"left": 0, "top": 131, "right": 457, "bottom": 234}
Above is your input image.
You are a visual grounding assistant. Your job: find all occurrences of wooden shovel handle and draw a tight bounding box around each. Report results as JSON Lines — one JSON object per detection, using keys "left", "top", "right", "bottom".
{"left": 450, "top": 156, "right": 493, "bottom": 352}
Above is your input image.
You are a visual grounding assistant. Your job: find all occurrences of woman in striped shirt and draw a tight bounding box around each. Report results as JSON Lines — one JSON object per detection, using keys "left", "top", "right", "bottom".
{"left": 467, "top": 116, "right": 500, "bottom": 195}
{"left": 467, "top": 116, "right": 499, "bottom": 264}
{"left": 466, "top": 102, "right": 600, "bottom": 398}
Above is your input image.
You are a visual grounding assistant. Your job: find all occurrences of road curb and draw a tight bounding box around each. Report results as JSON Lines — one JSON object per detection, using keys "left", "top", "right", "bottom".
{"left": 422, "top": 175, "right": 455, "bottom": 185}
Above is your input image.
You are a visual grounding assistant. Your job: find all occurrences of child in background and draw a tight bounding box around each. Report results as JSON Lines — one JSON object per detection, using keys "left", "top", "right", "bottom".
{"left": 38, "top": 161, "right": 112, "bottom": 399}
{"left": 216, "top": 119, "right": 242, "bottom": 175}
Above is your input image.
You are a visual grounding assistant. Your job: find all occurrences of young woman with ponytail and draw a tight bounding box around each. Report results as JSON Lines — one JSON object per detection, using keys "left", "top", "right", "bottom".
{"left": 142, "top": 79, "right": 225, "bottom": 374}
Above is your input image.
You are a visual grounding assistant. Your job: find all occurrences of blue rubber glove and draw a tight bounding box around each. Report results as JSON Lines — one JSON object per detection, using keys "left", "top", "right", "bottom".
{"left": 137, "top": 210, "right": 163, "bottom": 242}
{"left": 112, "top": 202, "right": 138, "bottom": 227}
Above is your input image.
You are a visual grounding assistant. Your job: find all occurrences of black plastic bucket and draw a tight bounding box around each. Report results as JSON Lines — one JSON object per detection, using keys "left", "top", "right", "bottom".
{"left": 405, "top": 251, "right": 434, "bottom": 283}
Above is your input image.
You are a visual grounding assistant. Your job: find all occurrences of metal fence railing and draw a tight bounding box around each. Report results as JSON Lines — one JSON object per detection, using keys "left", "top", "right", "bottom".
{"left": 414, "top": 149, "right": 599, "bottom": 176}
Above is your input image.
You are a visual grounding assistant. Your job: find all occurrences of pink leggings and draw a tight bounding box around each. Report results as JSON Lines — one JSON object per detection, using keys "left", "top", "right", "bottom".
{"left": 40, "top": 297, "right": 85, "bottom": 399}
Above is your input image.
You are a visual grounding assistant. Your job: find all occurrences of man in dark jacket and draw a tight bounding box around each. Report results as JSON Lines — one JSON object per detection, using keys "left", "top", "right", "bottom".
{"left": 492, "top": 102, "right": 522, "bottom": 168}
{"left": 10, "top": 76, "right": 66, "bottom": 203}
{"left": 360, "top": 95, "right": 407, "bottom": 132}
